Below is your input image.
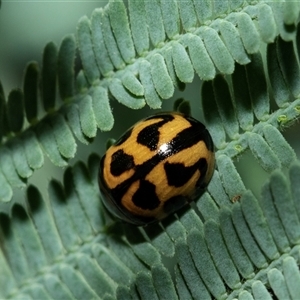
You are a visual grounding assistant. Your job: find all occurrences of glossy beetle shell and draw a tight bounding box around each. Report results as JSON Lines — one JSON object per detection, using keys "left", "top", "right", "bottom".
{"left": 98, "top": 112, "right": 215, "bottom": 226}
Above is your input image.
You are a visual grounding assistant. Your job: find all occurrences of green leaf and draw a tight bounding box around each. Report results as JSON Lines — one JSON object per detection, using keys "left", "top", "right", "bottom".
{"left": 260, "top": 182, "right": 290, "bottom": 252}
{"left": 205, "top": 220, "right": 241, "bottom": 289}
{"left": 174, "top": 265, "right": 192, "bottom": 299}
{"left": 160, "top": 0, "right": 180, "bottom": 39}
{"left": 139, "top": 60, "right": 162, "bottom": 109}
{"left": 92, "top": 244, "right": 133, "bottom": 285}
{"left": 193, "top": 0, "right": 212, "bottom": 23}
{"left": 267, "top": 40, "right": 290, "bottom": 107}
{"left": 202, "top": 81, "right": 226, "bottom": 148}
{"left": 178, "top": 0, "right": 197, "bottom": 31}
{"left": 219, "top": 20, "right": 250, "bottom": 65}
{"left": 237, "top": 12, "right": 260, "bottom": 54}
{"left": 59, "top": 264, "right": 98, "bottom": 299}
{"left": 219, "top": 207, "right": 254, "bottom": 279}
{"left": 66, "top": 104, "right": 90, "bottom": 144}
{"left": 12, "top": 204, "right": 48, "bottom": 272}
{"left": 283, "top": 257, "right": 300, "bottom": 298}
{"left": 178, "top": 207, "right": 204, "bottom": 234}
{"left": 9, "top": 137, "right": 33, "bottom": 178}
{"left": 90, "top": 9, "right": 114, "bottom": 76}
{"left": 252, "top": 280, "right": 273, "bottom": 300}
{"left": 290, "top": 162, "right": 300, "bottom": 217}
{"left": 172, "top": 41, "right": 194, "bottom": 83}
{"left": 213, "top": 75, "right": 239, "bottom": 139}
{"left": 78, "top": 95, "right": 97, "bottom": 138}
{"left": 0, "top": 81, "right": 8, "bottom": 139}
{"left": 109, "top": 78, "right": 145, "bottom": 109}
{"left": 152, "top": 265, "right": 178, "bottom": 300}
{"left": 270, "top": 171, "right": 300, "bottom": 244}
{"left": 7, "top": 89, "right": 24, "bottom": 133}
{"left": 185, "top": 33, "right": 215, "bottom": 80}
{"left": 283, "top": 2, "right": 300, "bottom": 25}
{"left": 42, "top": 42, "right": 57, "bottom": 111}
{"left": 50, "top": 113, "right": 76, "bottom": 159}
{"left": 43, "top": 275, "right": 74, "bottom": 299}
{"left": 230, "top": 0, "right": 244, "bottom": 10}
{"left": 58, "top": 35, "right": 75, "bottom": 100}
{"left": 188, "top": 229, "right": 227, "bottom": 299}
{"left": 77, "top": 16, "right": 100, "bottom": 84}
{"left": 124, "top": 226, "right": 161, "bottom": 267}
{"left": 128, "top": 0, "right": 149, "bottom": 56}
{"left": 116, "top": 285, "right": 131, "bottom": 300}
{"left": 75, "top": 70, "right": 89, "bottom": 93}
{"left": 150, "top": 53, "right": 174, "bottom": 99}
{"left": 27, "top": 185, "right": 64, "bottom": 260}
{"left": 108, "top": 0, "right": 135, "bottom": 63}
{"left": 231, "top": 63, "right": 254, "bottom": 131}
{"left": 263, "top": 124, "right": 296, "bottom": 167}
{"left": 232, "top": 203, "right": 268, "bottom": 269}
{"left": 248, "top": 132, "right": 281, "bottom": 172}
{"left": 0, "top": 146, "right": 25, "bottom": 188}
{"left": 161, "top": 216, "right": 187, "bottom": 242}
{"left": 277, "top": 35, "right": 300, "bottom": 98}
{"left": 201, "top": 26, "right": 235, "bottom": 74}
{"left": 135, "top": 271, "right": 159, "bottom": 300}
{"left": 246, "top": 53, "right": 269, "bottom": 120}
{"left": 100, "top": 7, "right": 125, "bottom": 69}
{"left": 257, "top": 3, "right": 277, "bottom": 43}
{"left": 143, "top": 224, "right": 175, "bottom": 257}
{"left": 269, "top": 2, "right": 295, "bottom": 41}
{"left": 0, "top": 171, "right": 12, "bottom": 202}
{"left": 76, "top": 254, "right": 116, "bottom": 296}
{"left": 0, "top": 243, "right": 16, "bottom": 297}
{"left": 23, "top": 62, "right": 39, "bottom": 123}
{"left": 36, "top": 122, "right": 68, "bottom": 167}
{"left": 91, "top": 86, "right": 114, "bottom": 131}
{"left": 207, "top": 171, "right": 230, "bottom": 207}
{"left": 196, "top": 192, "right": 219, "bottom": 222}
{"left": 121, "top": 72, "right": 144, "bottom": 96}
{"left": 107, "top": 234, "right": 148, "bottom": 274}
{"left": 49, "top": 179, "right": 81, "bottom": 250}
{"left": 217, "top": 155, "right": 246, "bottom": 199}
{"left": 241, "top": 191, "right": 278, "bottom": 259}
{"left": 176, "top": 238, "right": 210, "bottom": 299}
{"left": 213, "top": 0, "right": 229, "bottom": 17}
{"left": 144, "top": 0, "right": 165, "bottom": 46}
{"left": 70, "top": 161, "right": 104, "bottom": 232}
{"left": 268, "top": 269, "right": 290, "bottom": 299}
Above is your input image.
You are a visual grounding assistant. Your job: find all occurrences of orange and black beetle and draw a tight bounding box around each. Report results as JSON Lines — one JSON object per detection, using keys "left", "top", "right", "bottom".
{"left": 99, "top": 112, "right": 215, "bottom": 226}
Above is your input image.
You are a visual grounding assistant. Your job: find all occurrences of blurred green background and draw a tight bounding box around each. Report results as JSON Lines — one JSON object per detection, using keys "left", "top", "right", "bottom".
{"left": 0, "top": 1, "right": 299, "bottom": 213}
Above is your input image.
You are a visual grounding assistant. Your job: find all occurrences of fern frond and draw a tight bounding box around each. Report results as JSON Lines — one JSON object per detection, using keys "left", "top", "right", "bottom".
{"left": 202, "top": 35, "right": 299, "bottom": 173}
{"left": 1, "top": 0, "right": 299, "bottom": 203}
{"left": 119, "top": 162, "right": 300, "bottom": 300}
{"left": 1, "top": 154, "right": 299, "bottom": 299}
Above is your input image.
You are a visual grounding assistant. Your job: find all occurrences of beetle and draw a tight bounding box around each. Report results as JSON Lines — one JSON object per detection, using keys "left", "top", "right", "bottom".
{"left": 98, "top": 112, "right": 215, "bottom": 226}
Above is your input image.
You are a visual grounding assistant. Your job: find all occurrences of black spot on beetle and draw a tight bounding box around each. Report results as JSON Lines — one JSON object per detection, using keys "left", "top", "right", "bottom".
{"left": 137, "top": 114, "right": 174, "bottom": 150}
{"left": 164, "top": 162, "right": 198, "bottom": 187}
{"left": 195, "top": 158, "right": 208, "bottom": 188}
{"left": 110, "top": 149, "right": 135, "bottom": 176}
{"left": 132, "top": 179, "right": 160, "bottom": 210}
{"left": 137, "top": 124, "right": 160, "bottom": 151}
{"left": 164, "top": 158, "right": 208, "bottom": 187}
